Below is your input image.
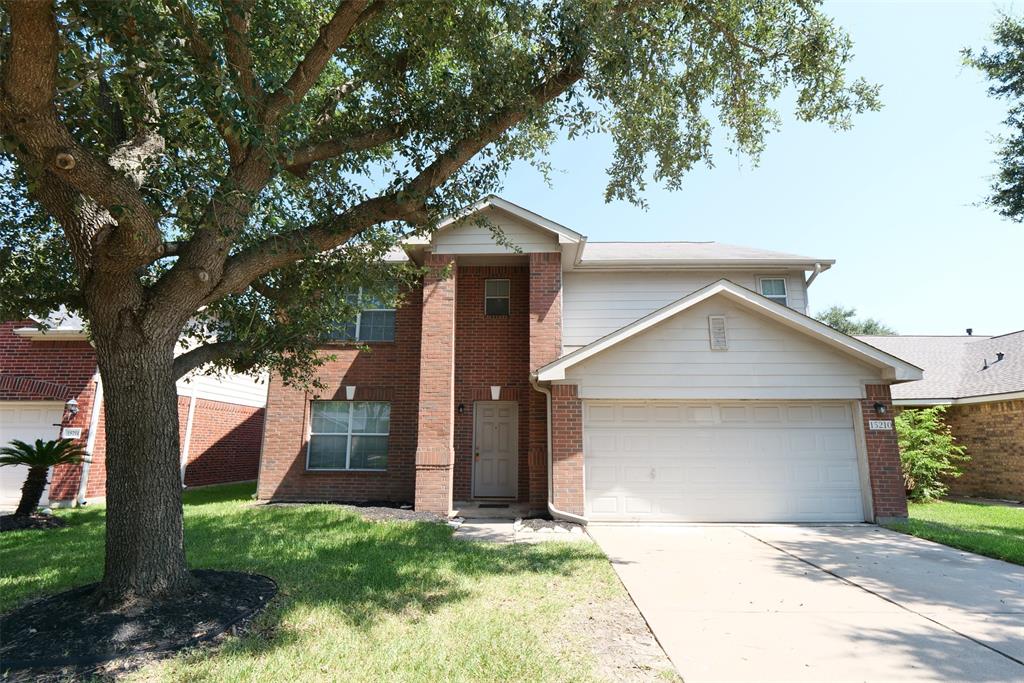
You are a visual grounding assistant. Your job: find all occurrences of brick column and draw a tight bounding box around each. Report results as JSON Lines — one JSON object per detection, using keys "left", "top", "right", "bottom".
{"left": 414, "top": 254, "right": 457, "bottom": 514}
{"left": 861, "top": 384, "right": 908, "bottom": 520}
{"left": 529, "top": 252, "right": 562, "bottom": 512}
{"left": 551, "top": 384, "right": 584, "bottom": 516}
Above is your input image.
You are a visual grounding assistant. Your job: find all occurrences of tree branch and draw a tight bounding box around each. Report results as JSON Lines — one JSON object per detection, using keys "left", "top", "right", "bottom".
{"left": 209, "top": 62, "right": 585, "bottom": 300}
{"left": 262, "top": 0, "right": 383, "bottom": 124}
{"left": 173, "top": 340, "right": 246, "bottom": 380}
{"left": 220, "top": 0, "right": 266, "bottom": 106}
{"left": 282, "top": 123, "right": 408, "bottom": 176}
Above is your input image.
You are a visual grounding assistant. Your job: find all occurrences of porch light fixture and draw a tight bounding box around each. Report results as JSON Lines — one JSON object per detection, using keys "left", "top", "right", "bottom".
{"left": 873, "top": 402, "right": 887, "bottom": 415}
{"left": 64, "top": 398, "right": 79, "bottom": 419}
{"left": 345, "top": 385, "right": 356, "bottom": 401}
{"left": 457, "top": 403, "right": 465, "bottom": 415}
{"left": 490, "top": 385, "right": 501, "bottom": 401}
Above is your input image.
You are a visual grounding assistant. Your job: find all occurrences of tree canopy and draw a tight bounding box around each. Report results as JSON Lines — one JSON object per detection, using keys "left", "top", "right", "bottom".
{"left": 967, "top": 13, "right": 1024, "bottom": 222}
{"left": 815, "top": 305, "right": 895, "bottom": 336}
{"left": 1, "top": 0, "right": 881, "bottom": 385}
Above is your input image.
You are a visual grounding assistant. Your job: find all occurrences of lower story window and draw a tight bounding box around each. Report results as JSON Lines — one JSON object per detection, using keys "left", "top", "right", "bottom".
{"left": 307, "top": 401, "right": 390, "bottom": 471}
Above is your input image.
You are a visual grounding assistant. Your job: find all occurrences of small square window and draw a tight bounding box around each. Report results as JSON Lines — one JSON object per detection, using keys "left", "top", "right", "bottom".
{"left": 759, "top": 278, "right": 788, "bottom": 306}
{"left": 485, "top": 279, "right": 510, "bottom": 316}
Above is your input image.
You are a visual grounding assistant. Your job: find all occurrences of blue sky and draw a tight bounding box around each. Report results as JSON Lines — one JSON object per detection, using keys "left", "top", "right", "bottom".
{"left": 499, "top": 1, "right": 1023, "bottom": 335}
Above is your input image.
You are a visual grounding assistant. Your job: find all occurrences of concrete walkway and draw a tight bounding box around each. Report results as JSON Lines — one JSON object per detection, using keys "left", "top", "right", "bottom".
{"left": 589, "top": 525, "right": 1024, "bottom": 683}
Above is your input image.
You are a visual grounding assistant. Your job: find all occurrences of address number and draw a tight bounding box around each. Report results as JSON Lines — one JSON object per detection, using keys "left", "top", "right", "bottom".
{"left": 868, "top": 420, "right": 893, "bottom": 431}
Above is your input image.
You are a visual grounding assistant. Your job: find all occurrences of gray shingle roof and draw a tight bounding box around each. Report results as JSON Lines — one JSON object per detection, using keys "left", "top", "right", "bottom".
{"left": 580, "top": 241, "right": 830, "bottom": 263}
{"left": 859, "top": 332, "right": 1024, "bottom": 400}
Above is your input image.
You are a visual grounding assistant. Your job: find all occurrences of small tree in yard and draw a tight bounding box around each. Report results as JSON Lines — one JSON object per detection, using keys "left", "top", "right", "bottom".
{"left": 896, "top": 407, "right": 969, "bottom": 502}
{"left": 0, "top": 1, "right": 879, "bottom": 606}
{"left": 0, "top": 439, "right": 86, "bottom": 517}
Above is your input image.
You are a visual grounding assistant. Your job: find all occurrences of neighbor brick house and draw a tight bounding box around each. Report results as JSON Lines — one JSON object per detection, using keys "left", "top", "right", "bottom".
{"left": 0, "top": 314, "right": 267, "bottom": 507}
{"left": 258, "top": 196, "right": 923, "bottom": 522}
{"left": 862, "top": 331, "right": 1024, "bottom": 502}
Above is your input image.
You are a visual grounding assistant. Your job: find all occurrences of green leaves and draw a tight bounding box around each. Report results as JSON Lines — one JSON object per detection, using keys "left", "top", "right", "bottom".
{"left": 815, "top": 305, "right": 896, "bottom": 336}
{"left": 896, "top": 407, "right": 970, "bottom": 502}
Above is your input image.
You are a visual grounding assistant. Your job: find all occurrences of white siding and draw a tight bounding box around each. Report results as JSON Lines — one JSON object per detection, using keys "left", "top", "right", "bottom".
{"left": 563, "top": 270, "right": 809, "bottom": 350}
{"left": 564, "top": 298, "right": 879, "bottom": 400}
{"left": 432, "top": 208, "right": 559, "bottom": 255}
{"left": 176, "top": 370, "right": 268, "bottom": 408}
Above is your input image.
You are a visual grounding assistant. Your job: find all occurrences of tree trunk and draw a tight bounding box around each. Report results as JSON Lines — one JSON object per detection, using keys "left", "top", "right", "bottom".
{"left": 92, "top": 335, "right": 194, "bottom": 606}
{"left": 14, "top": 466, "right": 48, "bottom": 517}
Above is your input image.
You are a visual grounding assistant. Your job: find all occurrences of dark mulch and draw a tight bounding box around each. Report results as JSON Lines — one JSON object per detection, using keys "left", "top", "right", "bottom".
{"left": 519, "top": 517, "right": 583, "bottom": 532}
{"left": 0, "top": 570, "right": 277, "bottom": 681}
{"left": 259, "top": 499, "right": 446, "bottom": 523}
{"left": 0, "top": 514, "right": 66, "bottom": 532}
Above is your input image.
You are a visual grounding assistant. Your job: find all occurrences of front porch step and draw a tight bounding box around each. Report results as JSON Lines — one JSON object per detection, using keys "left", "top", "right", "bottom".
{"left": 452, "top": 501, "right": 533, "bottom": 520}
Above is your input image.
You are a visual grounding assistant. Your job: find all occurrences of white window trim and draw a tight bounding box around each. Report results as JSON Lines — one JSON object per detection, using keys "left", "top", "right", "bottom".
{"left": 757, "top": 276, "right": 789, "bottom": 306}
{"left": 306, "top": 400, "right": 390, "bottom": 472}
{"left": 340, "top": 287, "right": 396, "bottom": 342}
{"left": 484, "top": 278, "right": 511, "bottom": 315}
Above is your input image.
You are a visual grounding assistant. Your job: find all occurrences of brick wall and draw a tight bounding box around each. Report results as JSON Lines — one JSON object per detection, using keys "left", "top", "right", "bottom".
{"left": 414, "top": 256, "right": 457, "bottom": 513}
{"left": 452, "top": 265, "right": 531, "bottom": 501}
{"left": 944, "top": 399, "right": 1024, "bottom": 501}
{"left": 258, "top": 284, "right": 423, "bottom": 503}
{"left": 182, "top": 398, "right": 264, "bottom": 487}
{"left": 528, "top": 253, "right": 561, "bottom": 511}
{"left": 861, "top": 385, "right": 908, "bottom": 519}
{"left": 550, "top": 383, "right": 584, "bottom": 515}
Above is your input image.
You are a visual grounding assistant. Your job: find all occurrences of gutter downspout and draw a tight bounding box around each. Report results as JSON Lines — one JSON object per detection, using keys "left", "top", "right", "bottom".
{"left": 180, "top": 386, "right": 198, "bottom": 486}
{"left": 530, "top": 375, "right": 588, "bottom": 525}
{"left": 76, "top": 376, "right": 103, "bottom": 506}
{"left": 805, "top": 262, "right": 824, "bottom": 288}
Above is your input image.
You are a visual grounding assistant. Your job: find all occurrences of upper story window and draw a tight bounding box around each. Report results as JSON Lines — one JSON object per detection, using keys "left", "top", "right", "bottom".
{"left": 484, "top": 279, "right": 510, "bottom": 316}
{"left": 326, "top": 287, "right": 396, "bottom": 342}
{"left": 758, "top": 277, "right": 788, "bottom": 307}
{"left": 307, "top": 401, "right": 390, "bottom": 471}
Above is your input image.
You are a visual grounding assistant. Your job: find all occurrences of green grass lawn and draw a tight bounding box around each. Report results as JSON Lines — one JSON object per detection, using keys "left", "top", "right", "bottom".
{"left": 884, "top": 500, "right": 1024, "bottom": 565}
{"left": 0, "top": 483, "right": 649, "bottom": 682}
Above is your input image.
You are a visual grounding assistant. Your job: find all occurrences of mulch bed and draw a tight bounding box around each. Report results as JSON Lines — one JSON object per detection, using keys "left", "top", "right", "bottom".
{"left": 0, "top": 570, "right": 277, "bottom": 681}
{"left": 259, "top": 500, "right": 446, "bottom": 524}
{"left": 0, "top": 514, "right": 66, "bottom": 532}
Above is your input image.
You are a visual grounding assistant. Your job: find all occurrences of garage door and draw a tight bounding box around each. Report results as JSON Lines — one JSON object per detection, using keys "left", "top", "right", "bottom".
{"left": 0, "top": 403, "right": 64, "bottom": 507}
{"left": 585, "top": 401, "right": 866, "bottom": 522}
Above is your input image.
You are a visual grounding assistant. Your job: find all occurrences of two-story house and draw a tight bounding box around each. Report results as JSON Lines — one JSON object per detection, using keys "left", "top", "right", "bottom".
{"left": 257, "top": 196, "right": 922, "bottom": 523}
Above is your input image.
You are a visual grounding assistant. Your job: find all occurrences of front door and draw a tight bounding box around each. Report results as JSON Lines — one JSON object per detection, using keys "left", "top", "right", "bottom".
{"left": 473, "top": 401, "right": 518, "bottom": 497}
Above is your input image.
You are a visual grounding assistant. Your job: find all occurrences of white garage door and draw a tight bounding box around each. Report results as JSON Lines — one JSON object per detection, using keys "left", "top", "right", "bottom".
{"left": 0, "top": 403, "right": 64, "bottom": 507}
{"left": 585, "top": 401, "right": 866, "bottom": 522}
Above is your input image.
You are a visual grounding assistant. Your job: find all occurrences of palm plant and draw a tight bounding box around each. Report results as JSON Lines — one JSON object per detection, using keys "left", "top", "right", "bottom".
{"left": 0, "top": 439, "right": 86, "bottom": 517}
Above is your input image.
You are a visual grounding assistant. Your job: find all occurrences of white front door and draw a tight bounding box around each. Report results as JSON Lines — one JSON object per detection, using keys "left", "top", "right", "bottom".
{"left": 473, "top": 401, "right": 518, "bottom": 498}
{"left": 584, "top": 400, "right": 866, "bottom": 523}
{"left": 0, "top": 403, "right": 65, "bottom": 507}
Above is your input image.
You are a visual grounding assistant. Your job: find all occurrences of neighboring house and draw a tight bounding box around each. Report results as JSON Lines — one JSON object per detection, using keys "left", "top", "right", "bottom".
{"left": 259, "top": 196, "right": 922, "bottom": 523}
{"left": 860, "top": 332, "right": 1024, "bottom": 501}
{"left": 0, "top": 314, "right": 268, "bottom": 508}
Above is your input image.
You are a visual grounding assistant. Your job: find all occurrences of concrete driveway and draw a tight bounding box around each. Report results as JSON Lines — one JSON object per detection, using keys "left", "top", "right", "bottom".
{"left": 589, "top": 525, "right": 1024, "bottom": 682}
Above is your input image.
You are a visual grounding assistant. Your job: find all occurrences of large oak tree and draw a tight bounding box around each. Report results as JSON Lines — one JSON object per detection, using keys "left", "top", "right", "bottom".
{"left": 1, "top": 0, "right": 878, "bottom": 606}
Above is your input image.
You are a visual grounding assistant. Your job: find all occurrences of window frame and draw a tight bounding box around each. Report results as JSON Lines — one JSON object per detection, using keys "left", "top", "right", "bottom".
{"left": 484, "top": 278, "right": 511, "bottom": 316}
{"left": 757, "top": 276, "right": 789, "bottom": 307}
{"left": 328, "top": 286, "right": 396, "bottom": 342}
{"left": 305, "top": 400, "right": 391, "bottom": 472}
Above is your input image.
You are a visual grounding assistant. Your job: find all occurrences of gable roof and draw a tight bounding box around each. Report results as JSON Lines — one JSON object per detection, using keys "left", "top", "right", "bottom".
{"left": 412, "top": 195, "right": 585, "bottom": 245}
{"left": 860, "top": 331, "right": 1024, "bottom": 402}
{"left": 537, "top": 279, "right": 923, "bottom": 382}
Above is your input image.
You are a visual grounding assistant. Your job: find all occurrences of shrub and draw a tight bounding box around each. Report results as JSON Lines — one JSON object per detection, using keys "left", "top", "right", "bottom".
{"left": 895, "top": 407, "right": 969, "bottom": 501}
{"left": 0, "top": 439, "right": 86, "bottom": 516}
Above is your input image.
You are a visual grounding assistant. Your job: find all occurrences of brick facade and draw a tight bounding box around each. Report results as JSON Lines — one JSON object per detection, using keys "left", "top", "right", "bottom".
{"left": 528, "top": 253, "right": 562, "bottom": 511}
{"left": 452, "top": 265, "right": 530, "bottom": 502}
{"left": 550, "top": 383, "right": 584, "bottom": 515}
{"left": 1, "top": 319, "right": 265, "bottom": 503}
{"left": 944, "top": 399, "right": 1024, "bottom": 501}
{"left": 257, "top": 285, "right": 423, "bottom": 503}
{"left": 861, "top": 384, "right": 908, "bottom": 519}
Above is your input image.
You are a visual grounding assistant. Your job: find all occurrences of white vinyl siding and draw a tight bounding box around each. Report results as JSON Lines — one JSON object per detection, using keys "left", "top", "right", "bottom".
{"left": 563, "top": 298, "right": 880, "bottom": 400}
{"left": 562, "top": 271, "right": 808, "bottom": 350}
{"left": 307, "top": 401, "right": 391, "bottom": 471}
{"left": 431, "top": 208, "right": 560, "bottom": 255}
{"left": 584, "top": 400, "right": 866, "bottom": 522}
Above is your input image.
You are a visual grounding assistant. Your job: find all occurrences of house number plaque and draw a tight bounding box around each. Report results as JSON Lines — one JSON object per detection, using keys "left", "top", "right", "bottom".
{"left": 868, "top": 420, "right": 893, "bottom": 431}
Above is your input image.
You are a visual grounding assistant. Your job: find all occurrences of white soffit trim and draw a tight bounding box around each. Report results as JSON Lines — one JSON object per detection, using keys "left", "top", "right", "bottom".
{"left": 895, "top": 390, "right": 1024, "bottom": 407}
{"left": 13, "top": 327, "right": 88, "bottom": 341}
{"left": 536, "top": 279, "right": 925, "bottom": 382}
